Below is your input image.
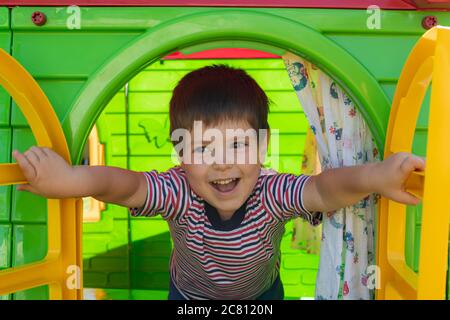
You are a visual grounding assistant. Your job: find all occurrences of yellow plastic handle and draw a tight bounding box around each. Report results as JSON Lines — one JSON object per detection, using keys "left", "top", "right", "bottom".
{"left": 377, "top": 26, "right": 450, "bottom": 300}
{"left": 0, "top": 48, "right": 82, "bottom": 299}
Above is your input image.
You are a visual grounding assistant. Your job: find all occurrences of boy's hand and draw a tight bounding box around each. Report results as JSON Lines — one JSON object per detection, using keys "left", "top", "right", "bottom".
{"left": 372, "top": 152, "right": 426, "bottom": 205}
{"left": 12, "top": 147, "right": 76, "bottom": 198}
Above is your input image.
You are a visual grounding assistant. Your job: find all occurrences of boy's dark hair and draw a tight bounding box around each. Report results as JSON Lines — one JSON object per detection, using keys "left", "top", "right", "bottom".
{"left": 169, "top": 64, "right": 270, "bottom": 140}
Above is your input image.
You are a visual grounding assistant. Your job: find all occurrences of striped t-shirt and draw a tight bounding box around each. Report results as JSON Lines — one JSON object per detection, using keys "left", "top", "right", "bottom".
{"left": 130, "top": 166, "right": 322, "bottom": 300}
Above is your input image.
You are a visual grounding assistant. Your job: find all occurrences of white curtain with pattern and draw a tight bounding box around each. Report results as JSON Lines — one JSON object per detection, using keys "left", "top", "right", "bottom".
{"left": 282, "top": 52, "right": 380, "bottom": 299}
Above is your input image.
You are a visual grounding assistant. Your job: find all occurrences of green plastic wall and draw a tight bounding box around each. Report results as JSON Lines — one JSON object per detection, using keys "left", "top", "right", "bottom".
{"left": 83, "top": 58, "right": 317, "bottom": 299}
{"left": 0, "top": 7, "right": 11, "bottom": 301}
{"left": 0, "top": 6, "right": 448, "bottom": 299}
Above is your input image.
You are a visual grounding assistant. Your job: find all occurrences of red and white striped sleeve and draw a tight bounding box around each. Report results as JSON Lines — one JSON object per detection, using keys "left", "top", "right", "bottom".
{"left": 129, "top": 167, "right": 190, "bottom": 220}
{"left": 261, "top": 173, "right": 322, "bottom": 226}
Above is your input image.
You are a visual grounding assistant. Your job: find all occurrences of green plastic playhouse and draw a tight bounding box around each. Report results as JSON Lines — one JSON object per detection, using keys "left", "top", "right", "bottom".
{"left": 0, "top": 1, "right": 449, "bottom": 300}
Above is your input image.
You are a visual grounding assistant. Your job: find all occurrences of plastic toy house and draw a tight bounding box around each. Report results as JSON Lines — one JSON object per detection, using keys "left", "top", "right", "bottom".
{"left": 0, "top": 0, "right": 449, "bottom": 300}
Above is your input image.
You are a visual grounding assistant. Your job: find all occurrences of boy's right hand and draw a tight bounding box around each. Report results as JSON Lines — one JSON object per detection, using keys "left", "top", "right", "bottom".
{"left": 12, "top": 147, "right": 76, "bottom": 198}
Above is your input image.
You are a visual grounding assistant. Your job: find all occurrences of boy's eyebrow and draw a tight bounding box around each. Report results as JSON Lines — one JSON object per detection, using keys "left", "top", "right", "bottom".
{"left": 192, "top": 138, "right": 214, "bottom": 145}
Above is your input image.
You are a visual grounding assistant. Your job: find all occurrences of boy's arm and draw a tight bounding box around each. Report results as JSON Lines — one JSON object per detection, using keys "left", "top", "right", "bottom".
{"left": 12, "top": 146, "right": 147, "bottom": 209}
{"left": 302, "top": 152, "right": 426, "bottom": 213}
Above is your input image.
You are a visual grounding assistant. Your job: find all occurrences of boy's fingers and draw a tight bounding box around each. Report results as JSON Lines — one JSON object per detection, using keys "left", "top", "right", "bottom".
{"left": 412, "top": 156, "right": 426, "bottom": 171}
{"left": 16, "top": 184, "right": 33, "bottom": 193}
{"left": 12, "top": 150, "right": 37, "bottom": 181}
{"left": 30, "top": 146, "right": 48, "bottom": 159}
{"left": 403, "top": 192, "right": 421, "bottom": 205}
{"left": 40, "top": 147, "right": 53, "bottom": 157}
{"left": 24, "top": 148, "right": 40, "bottom": 165}
{"left": 400, "top": 154, "right": 424, "bottom": 175}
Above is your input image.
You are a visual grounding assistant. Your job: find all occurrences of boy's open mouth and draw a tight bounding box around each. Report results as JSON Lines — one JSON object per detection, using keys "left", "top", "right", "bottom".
{"left": 209, "top": 178, "right": 240, "bottom": 194}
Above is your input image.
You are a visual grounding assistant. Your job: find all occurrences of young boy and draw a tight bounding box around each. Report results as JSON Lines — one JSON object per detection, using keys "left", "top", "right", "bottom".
{"left": 12, "top": 65, "right": 424, "bottom": 300}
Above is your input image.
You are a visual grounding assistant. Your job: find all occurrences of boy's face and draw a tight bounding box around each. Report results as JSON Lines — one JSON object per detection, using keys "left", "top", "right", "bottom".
{"left": 180, "top": 119, "right": 268, "bottom": 220}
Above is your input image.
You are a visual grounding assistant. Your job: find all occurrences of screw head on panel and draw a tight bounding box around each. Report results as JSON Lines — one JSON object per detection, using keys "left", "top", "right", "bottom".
{"left": 31, "top": 11, "right": 47, "bottom": 27}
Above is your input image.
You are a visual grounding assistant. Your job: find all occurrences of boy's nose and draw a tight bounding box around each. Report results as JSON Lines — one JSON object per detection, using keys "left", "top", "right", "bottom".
{"left": 210, "top": 147, "right": 238, "bottom": 166}
{"left": 211, "top": 162, "right": 233, "bottom": 171}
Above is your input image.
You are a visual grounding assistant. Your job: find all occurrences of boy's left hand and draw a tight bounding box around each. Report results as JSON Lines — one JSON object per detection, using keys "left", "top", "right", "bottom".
{"left": 372, "top": 152, "right": 426, "bottom": 205}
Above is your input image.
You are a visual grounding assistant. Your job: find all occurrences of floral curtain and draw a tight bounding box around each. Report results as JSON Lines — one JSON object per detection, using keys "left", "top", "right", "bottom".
{"left": 282, "top": 52, "right": 380, "bottom": 299}
{"left": 291, "top": 127, "right": 322, "bottom": 255}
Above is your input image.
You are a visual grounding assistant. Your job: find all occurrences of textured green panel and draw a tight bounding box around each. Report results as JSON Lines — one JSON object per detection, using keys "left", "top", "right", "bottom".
{"left": 11, "top": 127, "right": 36, "bottom": 153}
{"left": 130, "top": 69, "right": 293, "bottom": 92}
{"left": 128, "top": 92, "right": 171, "bottom": 113}
{"left": 108, "top": 272, "right": 130, "bottom": 287}
{"left": 327, "top": 35, "right": 419, "bottom": 81}
{"left": 83, "top": 272, "right": 108, "bottom": 288}
{"left": 280, "top": 221, "right": 318, "bottom": 299}
{"left": 11, "top": 190, "right": 47, "bottom": 224}
{"left": 283, "top": 253, "right": 320, "bottom": 270}
{"left": 129, "top": 289, "right": 168, "bottom": 300}
{"left": 83, "top": 214, "right": 114, "bottom": 234}
{"left": 11, "top": 81, "right": 84, "bottom": 126}
{"left": 132, "top": 271, "right": 170, "bottom": 290}
{"left": 380, "top": 82, "right": 397, "bottom": 101}
{"left": 97, "top": 114, "right": 127, "bottom": 135}
{"left": 128, "top": 90, "right": 303, "bottom": 114}
{"left": 267, "top": 91, "right": 303, "bottom": 112}
{"left": 13, "top": 285, "right": 49, "bottom": 300}
{"left": 128, "top": 135, "right": 173, "bottom": 157}
{"left": 129, "top": 70, "right": 188, "bottom": 92}
{"left": 107, "top": 204, "right": 129, "bottom": 220}
{"left": 11, "top": 7, "right": 450, "bottom": 34}
{"left": 0, "top": 10, "right": 12, "bottom": 300}
{"left": 0, "top": 8, "right": 11, "bottom": 127}
{"left": 0, "top": 224, "right": 12, "bottom": 269}
{"left": 11, "top": 129, "right": 47, "bottom": 223}
{"left": 133, "top": 257, "right": 170, "bottom": 273}
{"left": 90, "top": 257, "right": 129, "bottom": 272}
{"left": 269, "top": 134, "right": 306, "bottom": 156}
{"left": 12, "top": 224, "right": 47, "bottom": 266}
{"left": 416, "top": 87, "right": 431, "bottom": 128}
{"left": 130, "top": 219, "right": 171, "bottom": 290}
{"left": 129, "top": 156, "right": 178, "bottom": 172}
{"left": 12, "top": 32, "right": 138, "bottom": 78}
{"left": 109, "top": 135, "right": 127, "bottom": 155}
{"left": 0, "top": 129, "right": 12, "bottom": 222}
{"left": 0, "top": 86, "right": 10, "bottom": 127}
{"left": 103, "top": 93, "right": 126, "bottom": 113}
{"left": 83, "top": 235, "right": 109, "bottom": 256}
{"left": 0, "top": 8, "right": 9, "bottom": 28}
{"left": 130, "top": 220, "right": 170, "bottom": 243}
{"left": 268, "top": 113, "right": 309, "bottom": 133}
{"left": 105, "top": 156, "right": 128, "bottom": 170}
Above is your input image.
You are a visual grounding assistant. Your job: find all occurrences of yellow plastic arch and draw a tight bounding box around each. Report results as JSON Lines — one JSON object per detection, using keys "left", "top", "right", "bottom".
{"left": 0, "top": 48, "right": 83, "bottom": 299}
{"left": 377, "top": 26, "right": 450, "bottom": 300}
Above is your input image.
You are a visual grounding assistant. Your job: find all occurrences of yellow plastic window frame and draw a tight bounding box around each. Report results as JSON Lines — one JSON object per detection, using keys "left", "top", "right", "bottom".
{"left": 0, "top": 48, "right": 83, "bottom": 299}
{"left": 376, "top": 26, "right": 450, "bottom": 300}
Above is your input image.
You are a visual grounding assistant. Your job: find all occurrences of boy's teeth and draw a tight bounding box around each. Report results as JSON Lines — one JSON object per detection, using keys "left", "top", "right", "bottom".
{"left": 212, "top": 178, "right": 236, "bottom": 185}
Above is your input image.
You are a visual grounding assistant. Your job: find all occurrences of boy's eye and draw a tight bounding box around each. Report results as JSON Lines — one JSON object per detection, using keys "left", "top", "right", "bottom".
{"left": 233, "top": 141, "right": 248, "bottom": 149}
{"left": 194, "top": 145, "right": 212, "bottom": 153}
